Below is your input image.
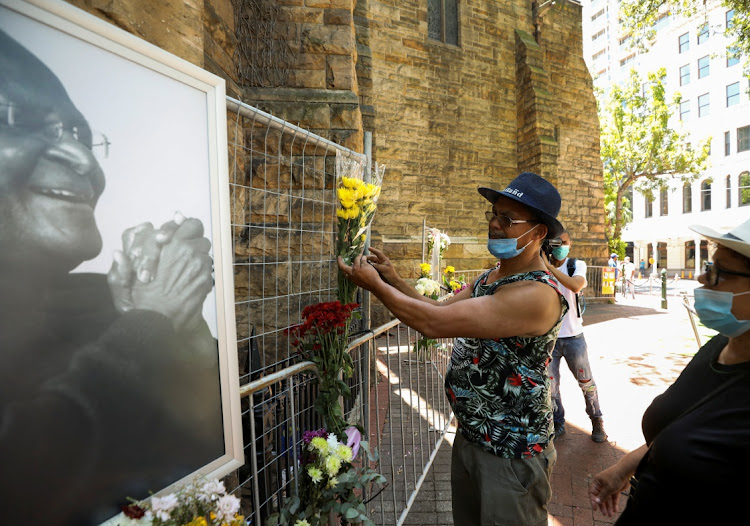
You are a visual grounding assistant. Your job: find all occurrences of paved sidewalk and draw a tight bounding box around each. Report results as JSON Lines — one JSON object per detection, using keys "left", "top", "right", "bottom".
{"left": 404, "top": 290, "right": 715, "bottom": 525}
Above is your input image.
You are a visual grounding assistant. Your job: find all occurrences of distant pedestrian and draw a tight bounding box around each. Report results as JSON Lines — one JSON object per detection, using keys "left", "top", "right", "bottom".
{"left": 608, "top": 253, "right": 619, "bottom": 281}
{"left": 544, "top": 231, "right": 608, "bottom": 443}
{"left": 622, "top": 256, "right": 636, "bottom": 299}
{"left": 639, "top": 259, "right": 646, "bottom": 273}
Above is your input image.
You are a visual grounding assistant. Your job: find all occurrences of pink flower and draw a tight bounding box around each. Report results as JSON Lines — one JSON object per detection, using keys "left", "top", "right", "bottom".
{"left": 344, "top": 426, "right": 362, "bottom": 458}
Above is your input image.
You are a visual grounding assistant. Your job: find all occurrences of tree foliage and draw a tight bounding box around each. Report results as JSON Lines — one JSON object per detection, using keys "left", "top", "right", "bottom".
{"left": 620, "top": 0, "right": 750, "bottom": 76}
{"left": 598, "top": 68, "right": 710, "bottom": 251}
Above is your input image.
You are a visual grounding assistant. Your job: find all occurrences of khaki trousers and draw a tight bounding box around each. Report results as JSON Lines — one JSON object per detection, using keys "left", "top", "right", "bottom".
{"left": 451, "top": 432, "right": 556, "bottom": 526}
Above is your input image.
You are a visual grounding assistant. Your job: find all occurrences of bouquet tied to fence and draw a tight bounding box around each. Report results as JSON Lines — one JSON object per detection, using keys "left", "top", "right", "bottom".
{"left": 443, "top": 266, "right": 467, "bottom": 294}
{"left": 287, "top": 301, "right": 359, "bottom": 436}
{"left": 268, "top": 427, "right": 385, "bottom": 526}
{"left": 118, "top": 478, "right": 243, "bottom": 526}
{"left": 426, "top": 228, "right": 450, "bottom": 260}
{"left": 335, "top": 151, "right": 385, "bottom": 305}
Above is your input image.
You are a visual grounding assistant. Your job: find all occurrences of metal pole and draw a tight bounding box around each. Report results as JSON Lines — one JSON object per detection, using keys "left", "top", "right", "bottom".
{"left": 363, "top": 131, "right": 373, "bottom": 332}
{"left": 661, "top": 268, "right": 668, "bottom": 309}
{"left": 288, "top": 376, "right": 299, "bottom": 496}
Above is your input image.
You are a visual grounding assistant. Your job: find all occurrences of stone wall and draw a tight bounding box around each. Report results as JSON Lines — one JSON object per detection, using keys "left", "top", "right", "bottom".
{"left": 535, "top": 0, "right": 607, "bottom": 264}
{"left": 355, "top": 0, "right": 606, "bottom": 280}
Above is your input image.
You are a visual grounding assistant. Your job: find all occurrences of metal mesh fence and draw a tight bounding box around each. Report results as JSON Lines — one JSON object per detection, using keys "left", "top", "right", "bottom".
{"left": 225, "top": 98, "right": 453, "bottom": 526}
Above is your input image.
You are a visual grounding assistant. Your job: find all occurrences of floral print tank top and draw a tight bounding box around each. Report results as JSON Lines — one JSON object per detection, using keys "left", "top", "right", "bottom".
{"left": 444, "top": 269, "right": 568, "bottom": 458}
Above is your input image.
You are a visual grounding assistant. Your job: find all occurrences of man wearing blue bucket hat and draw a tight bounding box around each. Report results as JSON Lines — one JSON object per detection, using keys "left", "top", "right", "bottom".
{"left": 340, "top": 172, "right": 568, "bottom": 525}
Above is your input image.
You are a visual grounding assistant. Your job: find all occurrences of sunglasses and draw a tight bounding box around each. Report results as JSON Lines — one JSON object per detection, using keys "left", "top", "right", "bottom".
{"left": 702, "top": 262, "right": 750, "bottom": 287}
{"left": 484, "top": 211, "right": 537, "bottom": 229}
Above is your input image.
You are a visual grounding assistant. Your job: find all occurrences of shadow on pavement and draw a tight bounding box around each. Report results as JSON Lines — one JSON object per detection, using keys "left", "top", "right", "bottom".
{"left": 582, "top": 302, "right": 669, "bottom": 326}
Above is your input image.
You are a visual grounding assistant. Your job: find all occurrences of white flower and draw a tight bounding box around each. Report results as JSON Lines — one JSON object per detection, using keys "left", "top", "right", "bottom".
{"left": 198, "top": 479, "right": 226, "bottom": 501}
{"left": 150, "top": 494, "right": 178, "bottom": 521}
{"left": 415, "top": 283, "right": 426, "bottom": 295}
{"left": 326, "top": 433, "right": 340, "bottom": 452}
{"left": 294, "top": 520, "right": 311, "bottom": 526}
{"left": 327, "top": 476, "right": 339, "bottom": 489}
{"left": 215, "top": 494, "right": 241, "bottom": 522}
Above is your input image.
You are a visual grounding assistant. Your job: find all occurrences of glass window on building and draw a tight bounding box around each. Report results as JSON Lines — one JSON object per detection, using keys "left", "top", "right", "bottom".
{"left": 698, "top": 23, "right": 709, "bottom": 44}
{"left": 680, "top": 100, "right": 691, "bottom": 121}
{"left": 739, "top": 125, "right": 750, "bottom": 152}
{"left": 679, "top": 32, "right": 689, "bottom": 53}
{"left": 725, "top": 131, "right": 731, "bottom": 156}
{"left": 727, "top": 174, "right": 732, "bottom": 208}
{"left": 739, "top": 172, "right": 750, "bottom": 206}
{"left": 727, "top": 82, "right": 740, "bottom": 106}
{"left": 727, "top": 8, "right": 735, "bottom": 29}
{"left": 645, "top": 195, "right": 653, "bottom": 217}
{"left": 660, "top": 188, "right": 669, "bottom": 215}
{"left": 727, "top": 46, "right": 740, "bottom": 67}
{"left": 698, "top": 56, "right": 710, "bottom": 78}
{"left": 680, "top": 64, "right": 690, "bottom": 85}
{"left": 683, "top": 182, "right": 692, "bottom": 213}
{"left": 428, "top": 0, "right": 459, "bottom": 45}
{"left": 698, "top": 93, "right": 710, "bottom": 117}
{"left": 701, "top": 179, "right": 712, "bottom": 211}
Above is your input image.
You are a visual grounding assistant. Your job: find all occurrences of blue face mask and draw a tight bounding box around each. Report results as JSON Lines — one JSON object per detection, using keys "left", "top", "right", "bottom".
{"left": 552, "top": 245, "right": 570, "bottom": 260}
{"left": 693, "top": 288, "right": 750, "bottom": 338}
{"left": 487, "top": 225, "right": 539, "bottom": 260}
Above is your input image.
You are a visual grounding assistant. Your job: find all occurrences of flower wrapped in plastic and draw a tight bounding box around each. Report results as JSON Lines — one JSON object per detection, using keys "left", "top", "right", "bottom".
{"left": 335, "top": 151, "right": 385, "bottom": 305}
{"left": 426, "top": 228, "right": 451, "bottom": 260}
{"left": 268, "top": 426, "right": 386, "bottom": 526}
{"left": 287, "top": 301, "right": 359, "bottom": 435}
{"left": 118, "top": 478, "right": 243, "bottom": 526}
{"left": 415, "top": 277, "right": 442, "bottom": 300}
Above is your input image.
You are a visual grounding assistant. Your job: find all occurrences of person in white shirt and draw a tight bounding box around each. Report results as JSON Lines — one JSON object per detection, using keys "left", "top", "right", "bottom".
{"left": 622, "top": 256, "right": 636, "bottom": 299}
{"left": 544, "top": 230, "right": 608, "bottom": 442}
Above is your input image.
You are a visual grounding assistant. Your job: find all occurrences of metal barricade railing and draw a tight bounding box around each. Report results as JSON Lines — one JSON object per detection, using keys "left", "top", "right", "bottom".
{"left": 454, "top": 266, "right": 618, "bottom": 302}
{"left": 232, "top": 318, "right": 454, "bottom": 526}
{"left": 225, "top": 97, "right": 453, "bottom": 525}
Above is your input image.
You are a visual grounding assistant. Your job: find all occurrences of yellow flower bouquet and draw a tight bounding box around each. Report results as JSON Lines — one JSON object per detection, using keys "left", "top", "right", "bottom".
{"left": 335, "top": 152, "right": 385, "bottom": 304}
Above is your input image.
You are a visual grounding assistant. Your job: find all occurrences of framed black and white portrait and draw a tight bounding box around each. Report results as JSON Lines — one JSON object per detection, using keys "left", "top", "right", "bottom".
{"left": 0, "top": 0, "right": 242, "bottom": 524}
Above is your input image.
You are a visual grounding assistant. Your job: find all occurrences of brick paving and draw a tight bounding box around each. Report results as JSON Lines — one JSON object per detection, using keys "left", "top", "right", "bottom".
{"left": 396, "top": 286, "right": 711, "bottom": 525}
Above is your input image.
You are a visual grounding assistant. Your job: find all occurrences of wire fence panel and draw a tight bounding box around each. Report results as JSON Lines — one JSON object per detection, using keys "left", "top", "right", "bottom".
{"left": 225, "top": 98, "right": 453, "bottom": 525}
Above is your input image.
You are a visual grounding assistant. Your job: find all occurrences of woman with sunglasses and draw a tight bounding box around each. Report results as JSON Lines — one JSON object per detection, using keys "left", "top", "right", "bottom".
{"left": 588, "top": 219, "right": 750, "bottom": 524}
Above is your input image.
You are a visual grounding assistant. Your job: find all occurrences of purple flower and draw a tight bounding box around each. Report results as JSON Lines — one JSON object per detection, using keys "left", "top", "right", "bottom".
{"left": 303, "top": 428, "right": 328, "bottom": 444}
{"left": 344, "top": 426, "right": 362, "bottom": 458}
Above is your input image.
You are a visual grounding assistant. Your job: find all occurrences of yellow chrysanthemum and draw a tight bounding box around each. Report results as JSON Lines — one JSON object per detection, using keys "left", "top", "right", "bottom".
{"left": 337, "top": 187, "right": 357, "bottom": 206}
{"left": 444, "top": 266, "right": 455, "bottom": 274}
{"left": 449, "top": 280, "right": 461, "bottom": 291}
{"left": 342, "top": 176, "right": 363, "bottom": 189}
{"left": 310, "top": 436, "right": 329, "bottom": 454}
{"left": 420, "top": 263, "right": 431, "bottom": 274}
{"left": 327, "top": 476, "right": 339, "bottom": 489}
{"left": 360, "top": 234, "right": 367, "bottom": 242}
{"left": 335, "top": 444, "right": 353, "bottom": 462}
{"left": 325, "top": 455, "right": 342, "bottom": 476}
{"left": 185, "top": 517, "right": 208, "bottom": 526}
{"left": 294, "top": 520, "right": 311, "bottom": 526}
{"left": 307, "top": 466, "right": 323, "bottom": 484}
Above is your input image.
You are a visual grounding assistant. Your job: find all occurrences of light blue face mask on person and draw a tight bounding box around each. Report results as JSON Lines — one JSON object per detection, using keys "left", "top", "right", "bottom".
{"left": 552, "top": 245, "right": 570, "bottom": 260}
{"left": 487, "top": 224, "right": 539, "bottom": 260}
{"left": 693, "top": 288, "right": 750, "bottom": 337}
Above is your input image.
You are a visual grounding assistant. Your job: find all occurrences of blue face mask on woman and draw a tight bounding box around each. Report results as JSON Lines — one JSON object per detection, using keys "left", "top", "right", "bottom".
{"left": 487, "top": 224, "right": 539, "bottom": 260}
{"left": 552, "top": 245, "right": 570, "bottom": 260}
{"left": 693, "top": 288, "right": 750, "bottom": 337}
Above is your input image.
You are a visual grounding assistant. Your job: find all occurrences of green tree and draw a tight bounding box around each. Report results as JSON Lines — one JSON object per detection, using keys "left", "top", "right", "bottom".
{"left": 620, "top": 0, "right": 749, "bottom": 75}
{"left": 598, "top": 68, "right": 710, "bottom": 251}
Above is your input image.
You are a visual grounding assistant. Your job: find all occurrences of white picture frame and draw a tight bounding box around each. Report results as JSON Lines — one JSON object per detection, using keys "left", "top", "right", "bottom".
{"left": 0, "top": 0, "right": 242, "bottom": 523}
